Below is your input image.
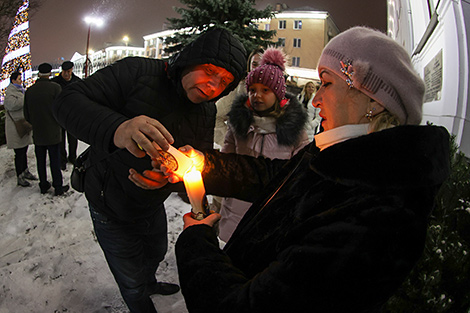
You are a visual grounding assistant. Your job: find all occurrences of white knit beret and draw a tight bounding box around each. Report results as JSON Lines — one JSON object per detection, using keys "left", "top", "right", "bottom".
{"left": 317, "top": 26, "right": 425, "bottom": 125}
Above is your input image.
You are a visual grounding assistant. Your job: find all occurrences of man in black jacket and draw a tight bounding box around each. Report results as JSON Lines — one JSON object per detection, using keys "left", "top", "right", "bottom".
{"left": 24, "top": 63, "right": 69, "bottom": 196}
{"left": 51, "top": 61, "right": 81, "bottom": 169}
{"left": 53, "top": 28, "right": 246, "bottom": 313}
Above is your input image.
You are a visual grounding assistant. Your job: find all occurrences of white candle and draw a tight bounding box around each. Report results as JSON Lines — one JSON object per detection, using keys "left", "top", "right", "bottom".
{"left": 183, "top": 168, "right": 209, "bottom": 220}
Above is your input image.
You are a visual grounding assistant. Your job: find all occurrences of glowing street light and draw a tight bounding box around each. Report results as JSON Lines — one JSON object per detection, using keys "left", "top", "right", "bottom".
{"left": 84, "top": 16, "right": 104, "bottom": 77}
{"left": 123, "top": 36, "right": 129, "bottom": 46}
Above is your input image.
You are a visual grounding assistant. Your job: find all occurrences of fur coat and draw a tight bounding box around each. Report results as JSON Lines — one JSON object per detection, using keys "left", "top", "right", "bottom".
{"left": 176, "top": 125, "right": 450, "bottom": 313}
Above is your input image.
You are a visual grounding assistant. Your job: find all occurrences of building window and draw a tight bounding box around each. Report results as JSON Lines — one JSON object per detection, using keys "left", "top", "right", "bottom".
{"left": 265, "top": 24, "right": 270, "bottom": 31}
{"left": 293, "top": 38, "right": 301, "bottom": 48}
{"left": 292, "top": 57, "right": 300, "bottom": 67}
{"left": 294, "top": 20, "right": 302, "bottom": 30}
{"left": 278, "top": 38, "right": 286, "bottom": 47}
{"left": 279, "top": 20, "right": 286, "bottom": 29}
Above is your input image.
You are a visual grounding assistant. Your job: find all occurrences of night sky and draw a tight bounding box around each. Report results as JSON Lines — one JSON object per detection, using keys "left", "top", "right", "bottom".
{"left": 28, "top": 0, "right": 386, "bottom": 66}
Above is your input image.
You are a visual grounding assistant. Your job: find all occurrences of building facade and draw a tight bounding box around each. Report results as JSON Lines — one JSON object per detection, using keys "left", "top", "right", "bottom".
{"left": 69, "top": 46, "right": 145, "bottom": 78}
{"left": 254, "top": 6, "right": 339, "bottom": 86}
{"left": 142, "top": 7, "right": 339, "bottom": 87}
{"left": 63, "top": 6, "right": 338, "bottom": 89}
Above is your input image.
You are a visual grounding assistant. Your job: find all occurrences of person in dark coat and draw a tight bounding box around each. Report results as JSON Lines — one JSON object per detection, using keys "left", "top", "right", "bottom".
{"left": 132, "top": 26, "right": 451, "bottom": 313}
{"left": 51, "top": 60, "right": 82, "bottom": 168}
{"left": 24, "top": 63, "right": 68, "bottom": 196}
{"left": 53, "top": 28, "right": 246, "bottom": 313}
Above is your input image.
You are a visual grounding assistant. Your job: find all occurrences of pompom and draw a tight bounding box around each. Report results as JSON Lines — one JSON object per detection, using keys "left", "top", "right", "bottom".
{"left": 351, "top": 59, "right": 370, "bottom": 87}
{"left": 260, "top": 47, "right": 286, "bottom": 71}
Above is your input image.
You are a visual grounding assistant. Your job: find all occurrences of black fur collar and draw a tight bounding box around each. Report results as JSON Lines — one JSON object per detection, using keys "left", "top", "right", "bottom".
{"left": 227, "top": 93, "right": 308, "bottom": 146}
{"left": 311, "top": 125, "right": 450, "bottom": 188}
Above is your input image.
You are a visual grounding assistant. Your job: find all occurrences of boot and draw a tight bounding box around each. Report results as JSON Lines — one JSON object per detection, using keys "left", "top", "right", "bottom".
{"left": 23, "top": 168, "right": 38, "bottom": 180}
{"left": 54, "top": 185, "right": 70, "bottom": 196}
{"left": 146, "top": 282, "right": 180, "bottom": 296}
{"left": 40, "top": 181, "right": 51, "bottom": 194}
{"left": 17, "top": 172, "right": 31, "bottom": 187}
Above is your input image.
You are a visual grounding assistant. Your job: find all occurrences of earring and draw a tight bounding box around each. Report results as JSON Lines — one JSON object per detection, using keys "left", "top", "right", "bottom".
{"left": 365, "top": 108, "right": 375, "bottom": 121}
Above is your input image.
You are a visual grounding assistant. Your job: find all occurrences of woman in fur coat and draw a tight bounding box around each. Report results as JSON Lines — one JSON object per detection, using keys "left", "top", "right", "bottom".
{"left": 218, "top": 47, "right": 309, "bottom": 242}
{"left": 130, "top": 27, "right": 451, "bottom": 313}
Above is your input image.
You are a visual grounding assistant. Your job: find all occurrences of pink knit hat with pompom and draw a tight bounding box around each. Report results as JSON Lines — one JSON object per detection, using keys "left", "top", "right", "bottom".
{"left": 246, "top": 47, "right": 287, "bottom": 100}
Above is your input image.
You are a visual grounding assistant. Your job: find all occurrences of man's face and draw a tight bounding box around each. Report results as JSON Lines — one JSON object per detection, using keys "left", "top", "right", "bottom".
{"left": 181, "top": 64, "right": 234, "bottom": 103}
{"left": 61, "top": 68, "right": 73, "bottom": 81}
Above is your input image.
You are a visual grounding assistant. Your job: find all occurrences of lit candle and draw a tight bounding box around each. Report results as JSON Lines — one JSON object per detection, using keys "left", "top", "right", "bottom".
{"left": 183, "top": 168, "right": 209, "bottom": 220}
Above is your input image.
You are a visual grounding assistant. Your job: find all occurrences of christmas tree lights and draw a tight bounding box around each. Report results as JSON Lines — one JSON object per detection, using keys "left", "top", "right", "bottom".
{"left": 0, "top": 0, "right": 32, "bottom": 103}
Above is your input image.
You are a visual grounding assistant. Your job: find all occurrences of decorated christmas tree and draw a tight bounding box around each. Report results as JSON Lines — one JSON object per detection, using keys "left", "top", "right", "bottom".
{"left": 0, "top": 0, "right": 32, "bottom": 103}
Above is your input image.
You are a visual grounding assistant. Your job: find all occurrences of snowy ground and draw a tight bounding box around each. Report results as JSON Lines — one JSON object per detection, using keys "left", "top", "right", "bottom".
{"left": 0, "top": 141, "right": 191, "bottom": 313}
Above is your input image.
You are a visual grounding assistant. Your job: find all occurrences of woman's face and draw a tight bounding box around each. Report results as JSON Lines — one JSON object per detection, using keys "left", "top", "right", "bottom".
{"left": 12, "top": 76, "right": 22, "bottom": 85}
{"left": 248, "top": 83, "right": 277, "bottom": 111}
{"left": 313, "top": 68, "right": 379, "bottom": 131}
{"left": 249, "top": 53, "right": 262, "bottom": 71}
{"left": 306, "top": 83, "right": 316, "bottom": 97}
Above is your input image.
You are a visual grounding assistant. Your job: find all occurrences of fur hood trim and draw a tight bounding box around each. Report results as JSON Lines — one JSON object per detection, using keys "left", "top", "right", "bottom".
{"left": 312, "top": 125, "right": 450, "bottom": 188}
{"left": 227, "top": 92, "right": 308, "bottom": 146}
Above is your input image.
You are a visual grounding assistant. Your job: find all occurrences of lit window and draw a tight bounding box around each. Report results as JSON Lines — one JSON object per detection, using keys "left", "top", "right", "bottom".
{"left": 294, "top": 20, "right": 302, "bottom": 30}
{"left": 293, "top": 38, "right": 301, "bottom": 48}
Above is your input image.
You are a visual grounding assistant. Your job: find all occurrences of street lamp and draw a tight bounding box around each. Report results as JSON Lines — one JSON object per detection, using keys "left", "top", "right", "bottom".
{"left": 123, "top": 36, "right": 129, "bottom": 46}
{"left": 84, "top": 16, "right": 104, "bottom": 77}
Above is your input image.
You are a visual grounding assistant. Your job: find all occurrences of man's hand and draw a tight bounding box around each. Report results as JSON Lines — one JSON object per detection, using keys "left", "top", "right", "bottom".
{"left": 114, "top": 115, "right": 174, "bottom": 158}
{"left": 152, "top": 145, "right": 205, "bottom": 183}
{"left": 182, "top": 212, "right": 221, "bottom": 230}
{"left": 128, "top": 168, "right": 169, "bottom": 190}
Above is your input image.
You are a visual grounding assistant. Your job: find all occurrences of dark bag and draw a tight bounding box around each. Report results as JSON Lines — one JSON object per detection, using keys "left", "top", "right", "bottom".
{"left": 71, "top": 147, "right": 91, "bottom": 192}
{"left": 7, "top": 111, "right": 32, "bottom": 138}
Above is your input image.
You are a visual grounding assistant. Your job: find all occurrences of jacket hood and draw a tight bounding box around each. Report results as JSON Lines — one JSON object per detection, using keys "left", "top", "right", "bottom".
{"left": 167, "top": 28, "right": 247, "bottom": 101}
{"left": 227, "top": 92, "right": 308, "bottom": 146}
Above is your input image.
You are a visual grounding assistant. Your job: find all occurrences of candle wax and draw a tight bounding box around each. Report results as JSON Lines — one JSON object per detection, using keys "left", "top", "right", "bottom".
{"left": 183, "top": 169, "right": 209, "bottom": 220}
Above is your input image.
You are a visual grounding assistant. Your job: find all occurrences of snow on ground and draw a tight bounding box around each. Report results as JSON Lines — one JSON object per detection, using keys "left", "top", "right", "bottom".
{"left": 0, "top": 141, "right": 191, "bottom": 313}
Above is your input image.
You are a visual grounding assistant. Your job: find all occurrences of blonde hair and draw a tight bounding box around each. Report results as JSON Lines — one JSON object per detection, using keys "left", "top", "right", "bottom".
{"left": 347, "top": 87, "right": 401, "bottom": 133}
{"left": 299, "top": 81, "right": 316, "bottom": 102}
{"left": 369, "top": 110, "right": 400, "bottom": 133}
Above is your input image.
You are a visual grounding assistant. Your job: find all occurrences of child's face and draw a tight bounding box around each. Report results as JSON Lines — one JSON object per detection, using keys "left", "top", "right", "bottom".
{"left": 181, "top": 64, "right": 234, "bottom": 103}
{"left": 248, "top": 83, "right": 277, "bottom": 112}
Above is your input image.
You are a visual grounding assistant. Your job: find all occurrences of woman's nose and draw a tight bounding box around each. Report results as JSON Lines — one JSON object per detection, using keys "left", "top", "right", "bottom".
{"left": 312, "top": 94, "right": 320, "bottom": 108}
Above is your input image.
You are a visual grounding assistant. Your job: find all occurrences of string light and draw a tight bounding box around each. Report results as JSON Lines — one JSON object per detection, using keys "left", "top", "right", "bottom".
{"left": 0, "top": 0, "right": 32, "bottom": 102}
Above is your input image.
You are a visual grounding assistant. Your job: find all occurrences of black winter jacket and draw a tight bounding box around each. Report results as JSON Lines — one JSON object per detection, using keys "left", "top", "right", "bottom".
{"left": 176, "top": 125, "right": 450, "bottom": 313}
{"left": 53, "top": 57, "right": 216, "bottom": 221}
{"left": 53, "top": 28, "right": 246, "bottom": 222}
{"left": 51, "top": 72, "right": 82, "bottom": 89}
{"left": 24, "top": 78, "right": 62, "bottom": 146}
